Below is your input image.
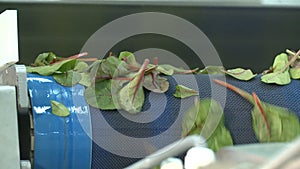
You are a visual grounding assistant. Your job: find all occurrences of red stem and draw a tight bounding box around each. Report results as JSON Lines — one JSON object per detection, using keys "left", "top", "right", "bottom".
{"left": 213, "top": 79, "right": 254, "bottom": 104}
{"left": 252, "top": 92, "right": 272, "bottom": 137}
{"left": 132, "top": 59, "right": 149, "bottom": 101}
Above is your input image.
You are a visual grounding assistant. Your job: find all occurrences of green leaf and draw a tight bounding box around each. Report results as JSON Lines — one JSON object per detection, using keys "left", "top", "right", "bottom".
{"left": 261, "top": 71, "right": 291, "bottom": 85}
{"left": 225, "top": 68, "right": 256, "bottom": 81}
{"left": 251, "top": 92, "right": 300, "bottom": 142}
{"left": 261, "top": 53, "right": 291, "bottom": 85}
{"left": 214, "top": 79, "right": 300, "bottom": 143}
{"left": 50, "top": 100, "right": 70, "bottom": 117}
{"left": 79, "top": 73, "right": 92, "bottom": 87}
{"left": 289, "top": 67, "right": 300, "bottom": 79}
{"left": 53, "top": 70, "right": 82, "bottom": 86}
{"left": 143, "top": 73, "right": 169, "bottom": 93}
{"left": 32, "top": 52, "right": 60, "bottom": 66}
{"left": 182, "top": 98, "right": 233, "bottom": 151}
{"left": 74, "top": 61, "right": 89, "bottom": 72}
{"left": 84, "top": 80, "right": 118, "bottom": 110}
{"left": 157, "top": 64, "right": 197, "bottom": 75}
{"left": 118, "top": 59, "right": 149, "bottom": 114}
{"left": 27, "top": 59, "right": 77, "bottom": 76}
{"left": 101, "top": 56, "right": 130, "bottom": 77}
{"left": 173, "top": 85, "right": 199, "bottom": 99}
{"left": 198, "top": 66, "right": 225, "bottom": 74}
{"left": 118, "top": 51, "right": 139, "bottom": 67}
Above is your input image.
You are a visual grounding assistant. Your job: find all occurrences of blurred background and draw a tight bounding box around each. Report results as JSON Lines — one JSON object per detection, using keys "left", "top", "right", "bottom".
{"left": 0, "top": 0, "right": 299, "bottom": 72}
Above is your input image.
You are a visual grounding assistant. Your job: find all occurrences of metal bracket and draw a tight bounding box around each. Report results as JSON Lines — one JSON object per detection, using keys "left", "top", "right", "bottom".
{"left": 0, "top": 64, "right": 30, "bottom": 114}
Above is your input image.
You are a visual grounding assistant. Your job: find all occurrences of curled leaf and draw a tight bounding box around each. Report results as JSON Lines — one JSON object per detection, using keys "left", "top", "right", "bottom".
{"left": 32, "top": 52, "right": 60, "bottom": 66}
{"left": 50, "top": 100, "right": 70, "bottom": 117}
{"left": 225, "top": 68, "right": 256, "bottom": 81}
{"left": 173, "top": 85, "right": 199, "bottom": 99}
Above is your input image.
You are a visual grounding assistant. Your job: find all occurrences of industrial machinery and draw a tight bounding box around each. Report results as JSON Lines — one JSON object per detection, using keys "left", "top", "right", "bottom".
{"left": 1, "top": 2, "right": 300, "bottom": 168}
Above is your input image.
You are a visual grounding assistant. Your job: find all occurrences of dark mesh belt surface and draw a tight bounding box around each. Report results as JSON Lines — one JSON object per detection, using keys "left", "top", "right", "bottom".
{"left": 91, "top": 74, "right": 300, "bottom": 169}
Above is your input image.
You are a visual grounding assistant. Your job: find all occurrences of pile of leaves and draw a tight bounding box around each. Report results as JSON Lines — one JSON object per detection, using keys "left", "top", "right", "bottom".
{"left": 27, "top": 51, "right": 198, "bottom": 114}
{"left": 27, "top": 49, "right": 300, "bottom": 151}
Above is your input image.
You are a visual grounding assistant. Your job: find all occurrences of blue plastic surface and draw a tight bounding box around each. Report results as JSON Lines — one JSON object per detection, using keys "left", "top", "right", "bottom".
{"left": 27, "top": 73, "right": 92, "bottom": 169}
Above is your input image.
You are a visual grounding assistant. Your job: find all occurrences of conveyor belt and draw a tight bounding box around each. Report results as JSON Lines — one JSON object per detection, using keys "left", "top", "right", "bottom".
{"left": 27, "top": 73, "right": 300, "bottom": 169}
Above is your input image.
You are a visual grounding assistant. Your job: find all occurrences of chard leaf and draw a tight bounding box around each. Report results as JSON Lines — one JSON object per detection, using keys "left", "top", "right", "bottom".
{"left": 118, "top": 51, "right": 139, "bottom": 67}
{"left": 84, "top": 80, "right": 118, "bottom": 110}
{"left": 118, "top": 59, "right": 149, "bottom": 114}
{"left": 157, "top": 64, "right": 197, "bottom": 75}
{"left": 252, "top": 92, "right": 300, "bottom": 142}
{"left": 79, "top": 73, "right": 92, "bottom": 87}
{"left": 261, "top": 71, "right": 291, "bottom": 85}
{"left": 101, "top": 56, "right": 130, "bottom": 77}
{"left": 26, "top": 59, "right": 77, "bottom": 76}
{"left": 260, "top": 52, "right": 300, "bottom": 85}
{"left": 33, "top": 52, "right": 60, "bottom": 66}
{"left": 225, "top": 68, "right": 256, "bottom": 81}
{"left": 50, "top": 100, "right": 70, "bottom": 117}
{"left": 53, "top": 70, "right": 82, "bottom": 86}
{"left": 143, "top": 73, "right": 169, "bottom": 93}
{"left": 214, "top": 79, "right": 300, "bottom": 143}
{"left": 198, "top": 66, "right": 225, "bottom": 74}
{"left": 74, "top": 61, "right": 89, "bottom": 72}
{"left": 182, "top": 98, "right": 233, "bottom": 151}
{"left": 173, "top": 85, "right": 199, "bottom": 99}
{"left": 289, "top": 67, "right": 300, "bottom": 79}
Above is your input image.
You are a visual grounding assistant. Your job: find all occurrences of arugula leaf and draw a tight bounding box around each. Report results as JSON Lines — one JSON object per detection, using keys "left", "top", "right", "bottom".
{"left": 182, "top": 98, "right": 233, "bottom": 151}
{"left": 50, "top": 100, "right": 70, "bottom": 117}
{"left": 118, "top": 59, "right": 149, "bottom": 114}
{"left": 173, "top": 85, "right": 199, "bottom": 99}
{"left": 214, "top": 79, "right": 300, "bottom": 142}
{"left": 225, "top": 68, "right": 256, "bottom": 81}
